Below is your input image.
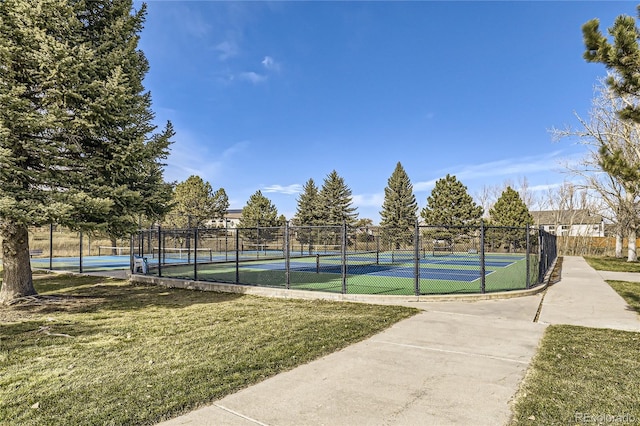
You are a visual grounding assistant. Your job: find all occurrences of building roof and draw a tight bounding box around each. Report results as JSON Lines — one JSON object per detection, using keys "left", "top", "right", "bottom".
{"left": 530, "top": 209, "right": 602, "bottom": 226}
{"left": 226, "top": 209, "right": 242, "bottom": 220}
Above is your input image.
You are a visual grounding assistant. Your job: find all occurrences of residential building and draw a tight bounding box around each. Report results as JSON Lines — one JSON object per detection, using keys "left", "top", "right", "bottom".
{"left": 530, "top": 209, "right": 605, "bottom": 237}
{"left": 207, "top": 209, "right": 242, "bottom": 228}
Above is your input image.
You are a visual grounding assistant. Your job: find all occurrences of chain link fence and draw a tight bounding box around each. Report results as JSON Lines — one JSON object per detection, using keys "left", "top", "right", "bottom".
{"left": 134, "top": 222, "right": 557, "bottom": 296}
{"left": 0, "top": 225, "right": 132, "bottom": 273}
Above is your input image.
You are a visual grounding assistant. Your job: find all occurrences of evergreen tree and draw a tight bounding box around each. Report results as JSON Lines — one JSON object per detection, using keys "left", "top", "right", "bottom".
{"left": 212, "top": 188, "right": 230, "bottom": 224}
{"left": 489, "top": 187, "right": 533, "bottom": 251}
{"left": 76, "top": 0, "right": 174, "bottom": 238}
{"left": 318, "top": 170, "right": 358, "bottom": 226}
{"left": 380, "top": 162, "right": 418, "bottom": 249}
{"left": 238, "top": 191, "right": 280, "bottom": 228}
{"left": 171, "top": 175, "right": 217, "bottom": 227}
{"left": 0, "top": 0, "right": 173, "bottom": 303}
{"left": 294, "top": 179, "right": 322, "bottom": 226}
{"left": 489, "top": 187, "right": 533, "bottom": 227}
{"left": 420, "top": 175, "right": 483, "bottom": 227}
{"left": 420, "top": 175, "right": 483, "bottom": 244}
{"left": 238, "top": 191, "right": 280, "bottom": 245}
{"left": 293, "top": 179, "right": 323, "bottom": 252}
{"left": 583, "top": 7, "right": 640, "bottom": 123}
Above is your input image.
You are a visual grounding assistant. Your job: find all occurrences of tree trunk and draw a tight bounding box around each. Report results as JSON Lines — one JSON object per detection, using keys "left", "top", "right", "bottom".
{"left": 0, "top": 221, "right": 36, "bottom": 304}
{"left": 625, "top": 192, "right": 637, "bottom": 262}
{"left": 110, "top": 237, "right": 118, "bottom": 256}
{"left": 615, "top": 233, "right": 623, "bottom": 258}
{"left": 628, "top": 228, "right": 637, "bottom": 262}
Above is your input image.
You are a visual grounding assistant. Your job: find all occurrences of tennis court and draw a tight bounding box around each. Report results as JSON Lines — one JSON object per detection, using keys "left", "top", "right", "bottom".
{"left": 29, "top": 255, "right": 133, "bottom": 272}
{"left": 151, "top": 251, "right": 532, "bottom": 295}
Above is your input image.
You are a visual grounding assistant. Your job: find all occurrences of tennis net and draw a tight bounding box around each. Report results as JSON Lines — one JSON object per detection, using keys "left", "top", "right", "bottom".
{"left": 152, "top": 247, "right": 214, "bottom": 261}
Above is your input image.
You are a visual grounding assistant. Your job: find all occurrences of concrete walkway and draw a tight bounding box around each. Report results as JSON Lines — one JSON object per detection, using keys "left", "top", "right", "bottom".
{"left": 158, "top": 256, "right": 640, "bottom": 426}
{"left": 537, "top": 256, "right": 640, "bottom": 332}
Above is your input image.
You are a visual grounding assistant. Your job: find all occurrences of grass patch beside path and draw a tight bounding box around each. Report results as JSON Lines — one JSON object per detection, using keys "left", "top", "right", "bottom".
{"left": 584, "top": 256, "right": 640, "bottom": 272}
{"left": 0, "top": 274, "right": 418, "bottom": 425}
{"left": 607, "top": 280, "right": 640, "bottom": 315}
{"left": 511, "top": 267, "right": 640, "bottom": 425}
{"left": 510, "top": 325, "right": 640, "bottom": 425}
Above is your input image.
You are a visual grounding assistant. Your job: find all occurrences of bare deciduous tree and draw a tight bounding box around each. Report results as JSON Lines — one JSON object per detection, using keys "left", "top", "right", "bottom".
{"left": 552, "top": 80, "right": 640, "bottom": 261}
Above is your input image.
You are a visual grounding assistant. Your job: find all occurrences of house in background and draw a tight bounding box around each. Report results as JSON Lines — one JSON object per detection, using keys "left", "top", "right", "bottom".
{"left": 530, "top": 209, "right": 605, "bottom": 237}
{"left": 208, "top": 209, "right": 243, "bottom": 228}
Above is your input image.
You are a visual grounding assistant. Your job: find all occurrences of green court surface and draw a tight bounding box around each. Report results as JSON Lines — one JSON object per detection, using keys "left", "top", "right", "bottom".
{"left": 153, "top": 252, "right": 538, "bottom": 295}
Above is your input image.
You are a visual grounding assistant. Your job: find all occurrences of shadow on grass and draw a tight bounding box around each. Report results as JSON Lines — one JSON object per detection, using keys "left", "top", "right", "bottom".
{"left": 619, "top": 290, "right": 640, "bottom": 314}
{"left": 1, "top": 273, "right": 243, "bottom": 320}
{"left": 606, "top": 280, "right": 640, "bottom": 316}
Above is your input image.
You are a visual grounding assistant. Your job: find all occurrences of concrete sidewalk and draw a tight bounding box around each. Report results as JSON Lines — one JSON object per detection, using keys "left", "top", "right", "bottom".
{"left": 159, "top": 297, "right": 546, "bottom": 426}
{"left": 537, "top": 256, "right": 640, "bottom": 332}
{"left": 158, "top": 256, "right": 640, "bottom": 426}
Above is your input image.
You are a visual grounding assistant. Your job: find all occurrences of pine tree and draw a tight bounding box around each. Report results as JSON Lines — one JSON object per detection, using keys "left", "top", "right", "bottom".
{"left": 380, "top": 162, "right": 418, "bottom": 249}
{"left": 239, "top": 191, "right": 280, "bottom": 229}
{"left": 294, "top": 179, "right": 322, "bottom": 226}
{"left": 0, "top": 0, "right": 173, "bottom": 303}
{"left": 583, "top": 7, "right": 640, "bottom": 123}
{"left": 238, "top": 191, "right": 280, "bottom": 245}
{"left": 294, "top": 179, "right": 323, "bottom": 252}
{"left": 420, "top": 175, "right": 483, "bottom": 244}
{"left": 74, "top": 0, "right": 173, "bottom": 238}
{"left": 171, "top": 175, "right": 217, "bottom": 228}
{"left": 489, "top": 187, "right": 533, "bottom": 227}
{"left": 318, "top": 170, "right": 358, "bottom": 226}
{"left": 489, "top": 187, "right": 533, "bottom": 251}
{"left": 212, "top": 188, "right": 230, "bottom": 224}
{"left": 420, "top": 175, "right": 483, "bottom": 227}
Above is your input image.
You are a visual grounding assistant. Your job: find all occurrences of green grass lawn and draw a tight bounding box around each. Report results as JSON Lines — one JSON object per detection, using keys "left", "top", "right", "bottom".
{"left": 607, "top": 280, "right": 640, "bottom": 313}
{"left": 0, "top": 274, "right": 417, "bottom": 425}
{"left": 584, "top": 256, "right": 640, "bottom": 272}
{"left": 510, "top": 271, "right": 640, "bottom": 425}
{"left": 509, "top": 325, "right": 640, "bottom": 425}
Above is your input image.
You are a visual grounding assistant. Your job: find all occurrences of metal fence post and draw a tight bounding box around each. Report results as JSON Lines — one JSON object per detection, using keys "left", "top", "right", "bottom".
{"left": 285, "top": 222, "right": 291, "bottom": 289}
{"left": 194, "top": 227, "right": 198, "bottom": 281}
{"left": 187, "top": 216, "right": 192, "bottom": 265}
{"left": 525, "top": 225, "right": 530, "bottom": 289}
{"left": 79, "top": 230, "right": 83, "bottom": 274}
{"left": 235, "top": 228, "right": 240, "bottom": 284}
{"left": 158, "top": 225, "right": 162, "bottom": 277}
{"left": 130, "top": 234, "right": 134, "bottom": 274}
{"left": 49, "top": 223, "right": 53, "bottom": 271}
{"left": 341, "top": 221, "right": 347, "bottom": 294}
{"left": 480, "top": 220, "right": 486, "bottom": 294}
{"left": 414, "top": 220, "right": 420, "bottom": 296}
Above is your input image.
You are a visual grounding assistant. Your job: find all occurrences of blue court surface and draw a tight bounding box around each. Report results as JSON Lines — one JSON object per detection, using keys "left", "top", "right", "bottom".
{"left": 235, "top": 253, "right": 525, "bottom": 282}
{"left": 249, "top": 262, "right": 487, "bottom": 282}
{"left": 28, "top": 252, "right": 524, "bottom": 280}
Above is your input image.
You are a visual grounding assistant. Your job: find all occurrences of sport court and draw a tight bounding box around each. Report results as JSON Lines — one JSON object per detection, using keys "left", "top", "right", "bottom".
{"left": 153, "top": 250, "right": 532, "bottom": 295}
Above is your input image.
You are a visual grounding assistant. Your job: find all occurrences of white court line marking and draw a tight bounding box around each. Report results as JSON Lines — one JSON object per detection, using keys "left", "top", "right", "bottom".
{"left": 213, "top": 404, "right": 270, "bottom": 426}
{"left": 373, "top": 340, "right": 529, "bottom": 365}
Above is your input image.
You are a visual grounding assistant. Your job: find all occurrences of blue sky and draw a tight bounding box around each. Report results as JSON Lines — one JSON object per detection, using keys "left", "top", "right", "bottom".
{"left": 136, "top": 1, "right": 629, "bottom": 223}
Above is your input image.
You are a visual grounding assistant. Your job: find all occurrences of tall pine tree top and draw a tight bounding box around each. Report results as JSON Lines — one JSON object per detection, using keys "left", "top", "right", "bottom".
{"left": 0, "top": 0, "right": 173, "bottom": 232}
{"left": 294, "top": 178, "right": 322, "bottom": 226}
{"left": 420, "top": 174, "right": 483, "bottom": 227}
{"left": 239, "top": 190, "right": 279, "bottom": 228}
{"left": 171, "top": 175, "right": 216, "bottom": 227}
{"left": 583, "top": 6, "right": 640, "bottom": 123}
{"left": 319, "top": 170, "right": 358, "bottom": 226}
{"left": 380, "top": 162, "right": 417, "bottom": 228}
{"left": 489, "top": 187, "right": 533, "bottom": 227}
